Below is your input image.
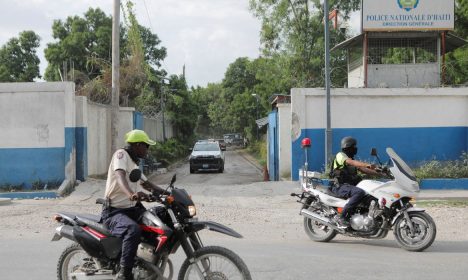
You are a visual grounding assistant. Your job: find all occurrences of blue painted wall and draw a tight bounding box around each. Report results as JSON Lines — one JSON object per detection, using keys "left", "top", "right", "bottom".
{"left": 133, "top": 112, "right": 144, "bottom": 130}
{"left": 292, "top": 126, "right": 468, "bottom": 180}
{"left": 0, "top": 127, "right": 77, "bottom": 188}
{"left": 0, "top": 147, "right": 65, "bottom": 187}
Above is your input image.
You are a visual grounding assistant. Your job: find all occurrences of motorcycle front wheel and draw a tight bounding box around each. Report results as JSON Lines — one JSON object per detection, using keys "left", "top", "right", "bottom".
{"left": 303, "top": 207, "right": 337, "bottom": 242}
{"left": 178, "top": 246, "right": 252, "bottom": 280}
{"left": 393, "top": 211, "right": 437, "bottom": 252}
{"left": 57, "top": 243, "right": 99, "bottom": 280}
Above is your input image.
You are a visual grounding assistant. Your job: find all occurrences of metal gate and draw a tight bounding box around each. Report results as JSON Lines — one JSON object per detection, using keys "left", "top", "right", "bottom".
{"left": 268, "top": 110, "right": 279, "bottom": 181}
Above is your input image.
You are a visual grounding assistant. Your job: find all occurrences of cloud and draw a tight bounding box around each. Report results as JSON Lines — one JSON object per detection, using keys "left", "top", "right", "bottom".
{"left": 0, "top": 0, "right": 261, "bottom": 87}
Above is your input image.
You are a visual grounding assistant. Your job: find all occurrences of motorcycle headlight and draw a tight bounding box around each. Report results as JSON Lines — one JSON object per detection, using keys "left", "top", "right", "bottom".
{"left": 188, "top": 205, "right": 197, "bottom": 217}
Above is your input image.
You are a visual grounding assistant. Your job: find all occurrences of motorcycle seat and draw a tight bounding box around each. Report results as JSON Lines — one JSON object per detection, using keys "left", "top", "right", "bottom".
{"left": 313, "top": 184, "right": 344, "bottom": 199}
{"left": 75, "top": 214, "right": 112, "bottom": 237}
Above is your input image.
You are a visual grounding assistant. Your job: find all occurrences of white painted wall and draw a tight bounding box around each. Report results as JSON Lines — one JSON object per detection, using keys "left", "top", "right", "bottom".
{"left": 0, "top": 82, "right": 74, "bottom": 148}
{"left": 277, "top": 103, "right": 291, "bottom": 178}
{"left": 291, "top": 87, "right": 468, "bottom": 133}
{"left": 144, "top": 116, "right": 174, "bottom": 142}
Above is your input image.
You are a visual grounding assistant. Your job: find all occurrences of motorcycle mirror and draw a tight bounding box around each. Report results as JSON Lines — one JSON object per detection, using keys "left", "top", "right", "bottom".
{"left": 170, "top": 174, "right": 176, "bottom": 186}
{"left": 370, "top": 148, "right": 383, "bottom": 166}
{"left": 129, "top": 169, "right": 142, "bottom": 182}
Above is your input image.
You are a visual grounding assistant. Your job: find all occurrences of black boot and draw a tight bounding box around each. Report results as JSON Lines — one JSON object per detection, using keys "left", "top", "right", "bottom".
{"left": 115, "top": 266, "right": 134, "bottom": 280}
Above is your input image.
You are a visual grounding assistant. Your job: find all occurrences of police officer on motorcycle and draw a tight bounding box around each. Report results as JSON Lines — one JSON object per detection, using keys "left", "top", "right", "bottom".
{"left": 330, "top": 136, "right": 380, "bottom": 228}
{"left": 101, "top": 130, "right": 168, "bottom": 280}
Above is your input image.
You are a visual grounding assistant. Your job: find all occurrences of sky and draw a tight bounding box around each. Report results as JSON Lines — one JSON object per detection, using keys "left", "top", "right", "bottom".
{"left": 0, "top": 0, "right": 262, "bottom": 87}
{"left": 0, "top": 0, "right": 361, "bottom": 88}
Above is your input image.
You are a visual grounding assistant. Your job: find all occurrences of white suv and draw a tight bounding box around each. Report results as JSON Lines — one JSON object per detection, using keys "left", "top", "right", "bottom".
{"left": 189, "top": 141, "right": 225, "bottom": 173}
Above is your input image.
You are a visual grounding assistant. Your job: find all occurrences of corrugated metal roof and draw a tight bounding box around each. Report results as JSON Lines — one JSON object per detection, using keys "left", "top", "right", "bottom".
{"left": 255, "top": 117, "right": 269, "bottom": 128}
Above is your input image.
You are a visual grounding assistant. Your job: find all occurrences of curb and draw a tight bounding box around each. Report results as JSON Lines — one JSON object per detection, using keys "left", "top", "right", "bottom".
{"left": 237, "top": 149, "right": 263, "bottom": 174}
{"left": 0, "top": 198, "right": 12, "bottom": 205}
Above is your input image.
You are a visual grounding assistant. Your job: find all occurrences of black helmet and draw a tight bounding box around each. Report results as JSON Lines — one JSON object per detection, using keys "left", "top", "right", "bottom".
{"left": 341, "top": 137, "right": 357, "bottom": 149}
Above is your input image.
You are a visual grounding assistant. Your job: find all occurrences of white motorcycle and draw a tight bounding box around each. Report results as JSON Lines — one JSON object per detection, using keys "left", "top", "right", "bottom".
{"left": 292, "top": 147, "right": 436, "bottom": 252}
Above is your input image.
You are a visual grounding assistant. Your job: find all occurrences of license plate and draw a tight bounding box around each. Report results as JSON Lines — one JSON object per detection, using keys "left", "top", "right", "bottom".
{"left": 203, "top": 164, "right": 209, "bottom": 168}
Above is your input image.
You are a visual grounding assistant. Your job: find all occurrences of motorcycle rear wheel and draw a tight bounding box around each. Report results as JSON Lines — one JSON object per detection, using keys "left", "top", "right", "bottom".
{"left": 57, "top": 243, "right": 100, "bottom": 280}
{"left": 393, "top": 211, "right": 437, "bottom": 252}
{"left": 303, "top": 207, "right": 337, "bottom": 242}
{"left": 178, "top": 246, "right": 252, "bottom": 280}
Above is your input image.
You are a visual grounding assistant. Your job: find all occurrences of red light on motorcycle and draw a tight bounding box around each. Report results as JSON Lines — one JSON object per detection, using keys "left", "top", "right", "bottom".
{"left": 337, "top": 207, "right": 343, "bottom": 214}
{"left": 393, "top": 193, "right": 400, "bottom": 198}
{"left": 166, "top": 196, "right": 174, "bottom": 204}
{"left": 53, "top": 215, "right": 63, "bottom": 222}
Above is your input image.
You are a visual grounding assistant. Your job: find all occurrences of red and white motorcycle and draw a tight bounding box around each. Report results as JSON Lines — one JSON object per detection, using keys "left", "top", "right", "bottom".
{"left": 292, "top": 147, "right": 436, "bottom": 252}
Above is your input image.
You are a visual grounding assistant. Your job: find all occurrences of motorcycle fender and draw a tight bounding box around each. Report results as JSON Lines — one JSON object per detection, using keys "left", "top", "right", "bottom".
{"left": 191, "top": 221, "right": 243, "bottom": 238}
{"left": 391, "top": 208, "right": 425, "bottom": 225}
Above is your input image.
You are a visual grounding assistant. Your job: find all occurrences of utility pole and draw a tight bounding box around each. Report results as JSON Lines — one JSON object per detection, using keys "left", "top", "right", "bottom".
{"left": 111, "top": 0, "right": 120, "bottom": 154}
{"left": 161, "top": 84, "right": 166, "bottom": 142}
{"left": 324, "top": 0, "right": 333, "bottom": 167}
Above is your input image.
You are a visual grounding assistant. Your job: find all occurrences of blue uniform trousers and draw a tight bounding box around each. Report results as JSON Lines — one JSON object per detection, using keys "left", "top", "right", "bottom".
{"left": 103, "top": 205, "right": 145, "bottom": 268}
{"left": 331, "top": 183, "right": 366, "bottom": 218}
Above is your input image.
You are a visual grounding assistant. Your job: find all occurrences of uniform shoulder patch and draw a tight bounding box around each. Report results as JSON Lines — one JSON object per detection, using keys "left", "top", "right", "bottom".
{"left": 117, "top": 151, "right": 124, "bottom": 159}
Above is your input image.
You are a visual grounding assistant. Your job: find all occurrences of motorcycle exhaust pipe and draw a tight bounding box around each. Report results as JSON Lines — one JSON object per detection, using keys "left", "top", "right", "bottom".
{"left": 56, "top": 225, "right": 76, "bottom": 241}
{"left": 300, "top": 209, "right": 344, "bottom": 232}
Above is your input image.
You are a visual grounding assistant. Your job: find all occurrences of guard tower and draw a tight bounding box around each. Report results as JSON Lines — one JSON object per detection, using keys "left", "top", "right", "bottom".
{"left": 332, "top": 0, "right": 467, "bottom": 88}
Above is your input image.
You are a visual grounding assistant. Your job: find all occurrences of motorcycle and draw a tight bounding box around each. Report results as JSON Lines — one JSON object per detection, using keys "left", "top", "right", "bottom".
{"left": 292, "top": 147, "right": 437, "bottom": 252}
{"left": 52, "top": 173, "right": 252, "bottom": 280}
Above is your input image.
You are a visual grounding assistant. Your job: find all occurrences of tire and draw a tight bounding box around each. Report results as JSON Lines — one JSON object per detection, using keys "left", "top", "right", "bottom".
{"left": 178, "top": 246, "right": 252, "bottom": 280}
{"left": 218, "top": 165, "right": 224, "bottom": 173}
{"left": 303, "top": 207, "right": 337, "bottom": 242}
{"left": 57, "top": 243, "right": 99, "bottom": 280}
{"left": 190, "top": 166, "right": 195, "bottom": 174}
{"left": 393, "top": 211, "right": 437, "bottom": 252}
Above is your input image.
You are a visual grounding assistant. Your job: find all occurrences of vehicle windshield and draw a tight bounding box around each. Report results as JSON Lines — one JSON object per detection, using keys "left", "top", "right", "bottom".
{"left": 194, "top": 143, "right": 220, "bottom": 151}
{"left": 386, "top": 148, "right": 417, "bottom": 182}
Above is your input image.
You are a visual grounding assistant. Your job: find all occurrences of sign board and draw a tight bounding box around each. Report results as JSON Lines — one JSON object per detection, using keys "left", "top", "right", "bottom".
{"left": 362, "top": 0, "right": 454, "bottom": 31}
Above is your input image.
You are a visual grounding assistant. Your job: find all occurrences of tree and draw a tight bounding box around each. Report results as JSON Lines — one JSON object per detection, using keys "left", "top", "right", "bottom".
{"left": 445, "top": 0, "right": 468, "bottom": 85}
{"left": 44, "top": 7, "right": 166, "bottom": 82}
{"left": 249, "top": 0, "right": 357, "bottom": 87}
{"left": 0, "top": 31, "right": 41, "bottom": 82}
{"left": 164, "top": 75, "right": 198, "bottom": 143}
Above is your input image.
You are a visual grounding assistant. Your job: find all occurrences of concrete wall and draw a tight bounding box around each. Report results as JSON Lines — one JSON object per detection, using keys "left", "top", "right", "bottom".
{"left": 290, "top": 87, "right": 468, "bottom": 180}
{"left": 367, "top": 63, "right": 440, "bottom": 88}
{"left": 86, "top": 103, "right": 136, "bottom": 177}
{"left": 277, "top": 103, "right": 291, "bottom": 178}
{"left": 348, "top": 66, "right": 365, "bottom": 88}
{"left": 143, "top": 116, "right": 174, "bottom": 142}
{"left": 0, "top": 82, "right": 174, "bottom": 187}
{"left": 0, "top": 82, "right": 76, "bottom": 187}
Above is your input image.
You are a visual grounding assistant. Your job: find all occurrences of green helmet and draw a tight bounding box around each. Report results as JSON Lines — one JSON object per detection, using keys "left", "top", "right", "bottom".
{"left": 125, "top": 130, "right": 156, "bottom": 145}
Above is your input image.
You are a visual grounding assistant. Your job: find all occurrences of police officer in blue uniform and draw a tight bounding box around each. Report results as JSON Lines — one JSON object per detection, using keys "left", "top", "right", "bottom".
{"left": 102, "top": 130, "right": 168, "bottom": 280}
{"left": 330, "top": 136, "right": 380, "bottom": 228}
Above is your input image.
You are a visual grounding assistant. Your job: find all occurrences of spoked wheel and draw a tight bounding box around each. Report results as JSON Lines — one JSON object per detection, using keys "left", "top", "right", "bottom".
{"left": 178, "top": 246, "right": 251, "bottom": 280}
{"left": 394, "top": 211, "right": 437, "bottom": 252}
{"left": 57, "top": 243, "right": 99, "bottom": 280}
{"left": 303, "top": 207, "right": 337, "bottom": 242}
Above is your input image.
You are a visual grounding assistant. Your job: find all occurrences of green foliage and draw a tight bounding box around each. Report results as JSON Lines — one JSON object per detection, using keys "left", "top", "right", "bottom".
{"left": 249, "top": 0, "right": 353, "bottom": 87}
{"left": 247, "top": 140, "right": 268, "bottom": 167}
{"left": 149, "top": 138, "right": 189, "bottom": 166}
{"left": 414, "top": 152, "right": 468, "bottom": 179}
{"left": 0, "top": 30, "right": 41, "bottom": 82}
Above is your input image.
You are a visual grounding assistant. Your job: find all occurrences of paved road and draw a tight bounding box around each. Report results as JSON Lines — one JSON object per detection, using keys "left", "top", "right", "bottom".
{"left": 149, "top": 149, "right": 263, "bottom": 186}
{"left": 1, "top": 150, "right": 468, "bottom": 279}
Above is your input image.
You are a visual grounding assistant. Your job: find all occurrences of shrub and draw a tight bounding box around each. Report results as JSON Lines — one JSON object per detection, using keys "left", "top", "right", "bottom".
{"left": 149, "top": 138, "right": 190, "bottom": 166}
{"left": 414, "top": 152, "right": 468, "bottom": 179}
